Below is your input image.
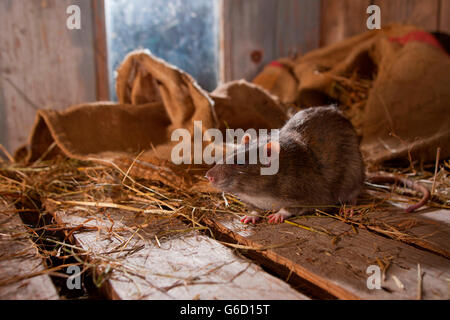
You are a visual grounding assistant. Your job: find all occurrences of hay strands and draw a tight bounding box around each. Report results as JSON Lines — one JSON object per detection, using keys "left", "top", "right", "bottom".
{"left": 46, "top": 199, "right": 177, "bottom": 216}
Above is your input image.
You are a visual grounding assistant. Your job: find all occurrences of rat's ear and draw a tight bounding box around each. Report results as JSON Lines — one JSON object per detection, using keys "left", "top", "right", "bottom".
{"left": 241, "top": 134, "right": 251, "bottom": 145}
{"left": 264, "top": 141, "right": 280, "bottom": 158}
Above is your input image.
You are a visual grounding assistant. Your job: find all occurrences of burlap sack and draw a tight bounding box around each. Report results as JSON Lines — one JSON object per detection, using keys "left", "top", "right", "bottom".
{"left": 253, "top": 59, "right": 299, "bottom": 106}
{"left": 253, "top": 24, "right": 450, "bottom": 164}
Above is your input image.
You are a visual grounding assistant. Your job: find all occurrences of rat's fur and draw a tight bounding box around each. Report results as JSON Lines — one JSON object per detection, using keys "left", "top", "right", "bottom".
{"left": 206, "top": 106, "right": 366, "bottom": 223}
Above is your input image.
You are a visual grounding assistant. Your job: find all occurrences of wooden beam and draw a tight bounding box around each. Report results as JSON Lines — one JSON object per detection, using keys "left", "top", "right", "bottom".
{"left": 92, "top": 0, "right": 110, "bottom": 101}
{"left": 373, "top": 0, "right": 440, "bottom": 31}
{"left": 320, "top": 0, "right": 371, "bottom": 47}
{"left": 0, "top": 202, "right": 59, "bottom": 300}
{"left": 49, "top": 205, "right": 309, "bottom": 300}
{"left": 203, "top": 213, "right": 450, "bottom": 300}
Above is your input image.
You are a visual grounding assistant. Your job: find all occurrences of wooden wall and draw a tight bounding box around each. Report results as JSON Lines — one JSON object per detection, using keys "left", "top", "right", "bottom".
{"left": 221, "top": 0, "right": 321, "bottom": 82}
{"left": 320, "top": 0, "right": 371, "bottom": 46}
{"left": 321, "top": 0, "right": 450, "bottom": 46}
{"left": 441, "top": 0, "right": 450, "bottom": 33}
{"left": 0, "top": 0, "right": 108, "bottom": 154}
{"left": 222, "top": 0, "right": 449, "bottom": 81}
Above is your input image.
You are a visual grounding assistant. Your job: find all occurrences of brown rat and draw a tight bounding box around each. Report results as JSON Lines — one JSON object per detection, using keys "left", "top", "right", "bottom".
{"left": 205, "top": 105, "right": 430, "bottom": 223}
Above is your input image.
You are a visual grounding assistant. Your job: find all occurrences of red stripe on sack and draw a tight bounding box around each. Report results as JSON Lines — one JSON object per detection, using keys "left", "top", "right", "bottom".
{"left": 389, "top": 30, "right": 446, "bottom": 53}
{"left": 269, "top": 61, "right": 284, "bottom": 68}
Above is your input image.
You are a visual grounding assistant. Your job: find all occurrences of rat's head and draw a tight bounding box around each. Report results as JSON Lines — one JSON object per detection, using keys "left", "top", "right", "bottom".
{"left": 205, "top": 134, "right": 280, "bottom": 195}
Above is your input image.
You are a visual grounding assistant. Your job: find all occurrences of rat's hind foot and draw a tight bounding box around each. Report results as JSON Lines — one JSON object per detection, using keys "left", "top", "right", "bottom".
{"left": 240, "top": 211, "right": 261, "bottom": 224}
{"left": 268, "top": 208, "right": 293, "bottom": 224}
{"left": 241, "top": 216, "right": 260, "bottom": 224}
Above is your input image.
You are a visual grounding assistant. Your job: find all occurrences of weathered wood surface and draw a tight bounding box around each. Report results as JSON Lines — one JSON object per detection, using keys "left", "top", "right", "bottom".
{"left": 373, "top": 0, "right": 440, "bottom": 31}
{"left": 320, "top": 0, "right": 444, "bottom": 47}
{"left": 204, "top": 213, "right": 450, "bottom": 300}
{"left": 0, "top": 202, "right": 59, "bottom": 300}
{"left": 274, "top": 0, "right": 321, "bottom": 58}
{"left": 221, "top": 0, "right": 320, "bottom": 82}
{"left": 49, "top": 206, "right": 308, "bottom": 300}
{"left": 440, "top": 0, "right": 450, "bottom": 33}
{"left": 0, "top": 0, "right": 98, "bottom": 152}
{"left": 320, "top": 0, "right": 371, "bottom": 47}
{"left": 362, "top": 191, "right": 450, "bottom": 258}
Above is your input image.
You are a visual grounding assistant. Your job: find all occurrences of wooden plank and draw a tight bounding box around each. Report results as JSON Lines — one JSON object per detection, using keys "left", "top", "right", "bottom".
{"left": 368, "top": 208, "right": 450, "bottom": 258}
{"left": 440, "top": 0, "right": 450, "bottom": 33}
{"left": 0, "top": 202, "right": 59, "bottom": 300}
{"left": 221, "top": 0, "right": 320, "bottom": 82}
{"left": 0, "top": 0, "right": 97, "bottom": 152}
{"left": 320, "top": 0, "right": 371, "bottom": 47}
{"left": 48, "top": 205, "right": 308, "bottom": 300}
{"left": 92, "top": 0, "right": 110, "bottom": 101}
{"left": 362, "top": 191, "right": 450, "bottom": 258}
{"left": 203, "top": 214, "right": 450, "bottom": 300}
{"left": 373, "top": 0, "right": 440, "bottom": 31}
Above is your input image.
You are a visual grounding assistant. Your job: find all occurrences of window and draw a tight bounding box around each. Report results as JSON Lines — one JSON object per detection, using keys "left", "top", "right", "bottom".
{"left": 105, "top": 0, "right": 219, "bottom": 100}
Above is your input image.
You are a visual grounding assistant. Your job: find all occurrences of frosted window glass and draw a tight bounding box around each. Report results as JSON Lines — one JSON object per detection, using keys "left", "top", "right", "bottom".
{"left": 105, "top": 0, "right": 219, "bottom": 100}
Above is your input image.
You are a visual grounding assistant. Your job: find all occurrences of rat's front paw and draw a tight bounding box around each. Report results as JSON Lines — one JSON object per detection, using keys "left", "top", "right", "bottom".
{"left": 240, "top": 212, "right": 260, "bottom": 224}
{"left": 268, "top": 213, "right": 285, "bottom": 224}
{"left": 268, "top": 209, "right": 292, "bottom": 224}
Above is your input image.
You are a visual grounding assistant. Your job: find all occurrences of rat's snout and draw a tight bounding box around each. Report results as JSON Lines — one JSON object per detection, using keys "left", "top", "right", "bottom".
{"left": 205, "top": 171, "right": 215, "bottom": 183}
{"left": 206, "top": 165, "right": 234, "bottom": 192}
{"left": 205, "top": 165, "right": 234, "bottom": 191}
{"left": 205, "top": 166, "right": 222, "bottom": 186}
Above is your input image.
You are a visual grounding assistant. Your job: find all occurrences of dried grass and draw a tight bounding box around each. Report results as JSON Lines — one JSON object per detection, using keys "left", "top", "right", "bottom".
{"left": 0, "top": 150, "right": 448, "bottom": 290}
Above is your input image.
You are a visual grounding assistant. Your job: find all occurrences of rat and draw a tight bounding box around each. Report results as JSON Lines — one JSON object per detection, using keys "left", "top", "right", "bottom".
{"left": 205, "top": 105, "right": 430, "bottom": 224}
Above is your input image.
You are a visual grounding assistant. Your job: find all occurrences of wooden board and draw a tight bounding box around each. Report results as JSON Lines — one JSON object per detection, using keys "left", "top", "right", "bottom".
{"left": 0, "top": 0, "right": 98, "bottom": 152}
{"left": 373, "top": 0, "right": 440, "bottom": 31}
{"left": 203, "top": 214, "right": 450, "bottom": 300}
{"left": 320, "top": 0, "right": 371, "bottom": 47}
{"left": 0, "top": 202, "right": 59, "bottom": 300}
{"left": 221, "top": 0, "right": 320, "bottom": 82}
{"left": 361, "top": 193, "right": 450, "bottom": 258}
{"left": 440, "top": 0, "right": 450, "bottom": 33}
{"left": 49, "top": 206, "right": 308, "bottom": 300}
